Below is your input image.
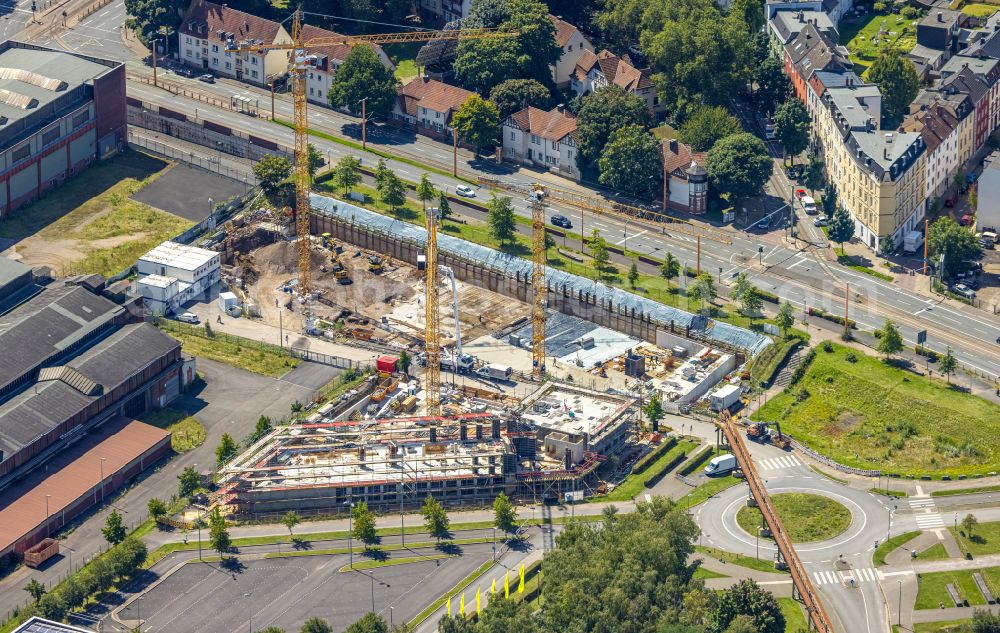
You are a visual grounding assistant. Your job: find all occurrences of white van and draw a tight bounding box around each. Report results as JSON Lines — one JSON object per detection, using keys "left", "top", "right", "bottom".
{"left": 704, "top": 453, "right": 738, "bottom": 476}
{"left": 175, "top": 312, "right": 200, "bottom": 324}
{"left": 801, "top": 196, "right": 817, "bottom": 215}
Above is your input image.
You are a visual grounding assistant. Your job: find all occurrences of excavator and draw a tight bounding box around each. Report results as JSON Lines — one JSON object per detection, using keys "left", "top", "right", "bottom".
{"left": 329, "top": 254, "right": 351, "bottom": 285}
{"left": 368, "top": 255, "right": 384, "bottom": 274}
{"left": 746, "top": 421, "right": 790, "bottom": 450}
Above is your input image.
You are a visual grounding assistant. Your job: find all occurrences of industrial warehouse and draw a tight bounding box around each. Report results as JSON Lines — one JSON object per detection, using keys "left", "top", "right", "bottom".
{"left": 216, "top": 382, "right": 635, "bottom": 517}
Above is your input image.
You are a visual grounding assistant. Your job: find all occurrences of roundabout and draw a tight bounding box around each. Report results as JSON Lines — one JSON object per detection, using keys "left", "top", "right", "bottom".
{"left": 735, "top": 492, "right": 852, "bottom": 543}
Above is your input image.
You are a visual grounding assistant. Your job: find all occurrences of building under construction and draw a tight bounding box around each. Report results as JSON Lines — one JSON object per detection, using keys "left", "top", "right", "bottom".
{"left": 216, "top": 384, "right": 636, "bottom": 517}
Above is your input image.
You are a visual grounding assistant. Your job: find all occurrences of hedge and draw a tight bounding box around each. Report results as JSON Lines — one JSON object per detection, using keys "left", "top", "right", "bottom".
{"left": 806, "top": 306, "right": 857, "bottom": 329}
{"left": 679, "top": 446, "right": 714, "bottom": 477}
{"left": 789, "top": 348, "right": 817, "bottom": 385}
{"left": 631, "top": 437, "right": 678, "bottom": 476}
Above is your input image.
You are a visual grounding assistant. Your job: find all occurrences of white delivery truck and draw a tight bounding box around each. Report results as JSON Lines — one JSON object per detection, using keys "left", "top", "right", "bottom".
{"left": 800, "top": 196, "right": 817, "bottom": 215}
{"left": 903, "top": 230, "right": 924, "bottom": 255}
{"left": 477, "top": 363, "right": 513, "bottom": 381}
{"left": 710, "top": 384, "right": 742, "bottom": 412}
{"left": 704, "top": 453, "right": 738, "bottom": 476}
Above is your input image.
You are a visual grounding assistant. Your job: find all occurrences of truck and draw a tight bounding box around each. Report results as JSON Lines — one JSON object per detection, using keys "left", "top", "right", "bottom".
{"left": 903, "top": 230, "right": 924, "bottom": 255}
{"left": 709, "top": 384, "right": 741, "bottom": 412}
{"left": 477, "top": 363, "right": 513, "bottom": 381}
{"left": 704, "top": 453, "right": 738, "bottom": 476}
{"left": 23, "top": 538, "right": 59, "bottom": 568}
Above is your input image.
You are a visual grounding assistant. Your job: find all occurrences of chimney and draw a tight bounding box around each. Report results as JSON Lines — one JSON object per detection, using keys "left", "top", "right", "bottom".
{"left": 422, "top": 75, "right": 430, "bottom": 83}
{"left": 668, "top": 138, "right": 678, "bottom": 153}
{"left": 556, "top": 103, "right": 565, "bottom": 113}
{"left": 938, "top": 11, "right": 944, "bottom": 22}
{"left": 798, "top": 10, "right": 804, "bottom": 22}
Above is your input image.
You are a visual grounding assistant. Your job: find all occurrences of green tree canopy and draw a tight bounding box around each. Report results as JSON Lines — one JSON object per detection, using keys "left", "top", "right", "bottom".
{"left": 643, "top": 394, "right": 664, "bottom": 427}
{"left": 740, "top": 287, "right": 763, "bottom": 323}
{"left": 773, "top": 98, "right": 810, "bottom": 162}
{"left": 487, "top": 195, "right": 517, "bottom": 246}
{"left": 345, "top": 613, "right": 388, "bottom": 633}
{"left": 867, "top": 46, "right": 920, "bottom": 128}
{"left": 253, "top": 155, "right": 292, "bottom": 192}
{"left": 421, "top": 495, "right": 451, "bottom": 542}
{"left": 437, "top": 193, "right": 453, "bottom": 222}
{"left": 689, "top": 272, "right": 717, "bottom": 311}
{"left": 282, "top": 510, "right": 301, "bottom": 536}
{"left": 827, "top": 205, "right": 855, "bottom": 251}
{"left": 928, "top": 216, "right": 981, "bottom": 278}
{"left": 575, "top": 86, "right": 650, "bottom": 168}
{"left": 660, "top": 252, "right": 681, "bottom": 289}
{"left": 24, "top": 578, "right": 45, "bottom": 602}
{"left": 877, "top": 319, "right": 904, "bottom": 359}
{"left": 147, "top": 497, "right": 168, "bottom": 521}
{"left": 493, "top": 492, "right": 517, "bottom": 534}
{"left": 706, "top": 133, "right": 773, "bottom": 200}
{"left": 679, "top": 106, "right": 743, "bottom": 152}
{"left": 597, "top": 124, "right": 663, "bottom": 198}
{"left": 178, "top": 465, "right": 200, "bottom": 498}
{"left": 125, "top": 0, "right": 186, "bottom": 43}
{"left": 754, "top": 56, "right": 788, "bottom": 117}
{"left": 379, "top": 171, "right": 407, "bottom": 211}
{"left": 939, "top": 347, "right": 957, "bottom": 383}
{"left": 215, "top": 432, "right": 238, "bottom": 466}
{"left": 417, "top": 174, "right": 437, "bottom": 211}
{"left": 489, "top": 78, "right": 552, "bottom": 118}
{"left": 102, "top": 510, "right": 127, "bottom": 545}
{"left": 588, "top": 228, "right": 610, "bottom": 269}
{"left": 352, "top": 501, "right": 379, "bottom": 547}
{"left": 628, "top": 261, "right": 640, "bottom": 288}
{"left": 306, "top": 143, "right": 324, "bottom": 182}
{"left": 328, "top": 46, "right": 398, "bottom": 118}
{"left": 452, "top": 95, "right": 502, "bottom": 155}
{"left": 301, "top": 618, "right": 333, "bottom": 633}
{"left": 334, "top": 156, "right": 362, "bottom": 195}
{"left": 710, "top": 579, "right": 785, "bottom": 633}
{"left": 776, "top": 300, "right": 795, "bottom": 338}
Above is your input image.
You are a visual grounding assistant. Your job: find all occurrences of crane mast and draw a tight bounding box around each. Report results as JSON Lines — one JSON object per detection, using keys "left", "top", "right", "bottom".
{"left": 425, "top": 208, "right": 441, "bottom": 416}
{"left": 290, "top": 10, "right": 311, "bottom": 313}
{"left": 531, "top": 199, "right": 546, "bottom": 377}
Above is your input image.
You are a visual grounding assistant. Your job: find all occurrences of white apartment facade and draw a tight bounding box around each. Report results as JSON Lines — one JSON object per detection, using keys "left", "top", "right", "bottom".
{"left": 502, "top": 106, "right": 581, "bottom": 181}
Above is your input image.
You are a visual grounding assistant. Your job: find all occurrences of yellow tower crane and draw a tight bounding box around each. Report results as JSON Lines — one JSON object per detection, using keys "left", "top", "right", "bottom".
{"left": 225, "top": 11, "right": 517, "bottom": 321}
{"left": 530, "top": 198, "right": 546, "bottom": 378}
{"left": 425, "top": 207, "right": 442, "bottom": 416}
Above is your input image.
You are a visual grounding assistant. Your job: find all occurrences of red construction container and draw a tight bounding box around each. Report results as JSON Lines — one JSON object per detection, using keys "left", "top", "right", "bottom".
{"left": 24, "top": 538, "right": 59, "bottom": 568}
{"left": 376, "top": 355, "right": 398, "bottom": 374}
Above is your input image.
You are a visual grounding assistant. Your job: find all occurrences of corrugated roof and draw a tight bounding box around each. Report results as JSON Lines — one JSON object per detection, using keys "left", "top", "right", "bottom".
{"left": 0, "top": 47, "right": 110, "bottom": 130}
{"left": 309, "top": 193, "right": 772, "bottom": 356}
{"left": 0, "top": 418, "right": 169, "bottom": 555}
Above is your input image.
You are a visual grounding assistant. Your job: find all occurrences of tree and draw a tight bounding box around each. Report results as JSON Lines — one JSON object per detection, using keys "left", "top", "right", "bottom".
{"left": 489, "top": 79, "right": 552, "bottom": 118}
{"left": 679, "top": 105, "right": 743, "bottom": 152}
{"left": 754, "top": 56, "right": 788, "bottom": 118}
{"left": 399, "top": 350, "right": 412, "bottom": 373}
{"left": 740, "top": 287, "right": 764, "bottom": 323}
{"left": 102, "top": 510, "right": 127, "bottom": 545}
{"left": 805, "top": 155, "right": 826, "bottom": 191}
{"left": 352, "top": 501, "right": 379, "bottom": 548}
{"left": 597, "top": 124, "right": 663, "bottom": 199}
{"left": 588, "top": 228, "right": 610, "bottom": 269}
{"left": 437, "top": 193, "right": 453, "bottom": 222}
{"left": 723, "top": 615, "right": 762, "bottom": 633}
{"left": 643, "top": 394, "right": 664, "bottom": 428}
{"left": 628, "top": 261, "right": 640, "bottom": 288}
{"left": 259, "top": 628, "right": 286, "bottom": 633}
{"left": 731, "top": 272, "right": 752, "bottom": 303}
{"left": 822, "top": 184, "right": 837, "bottom": 216}
{"left": 379, "top": 171, "right": 407, "bottom": 212}
{"left": 210, "top": 516, "right": 231, "bottom": 556}
{"left": 963, "top": 513, "right": 979, "bottom": 539}
{"left": 660, "top": 252, "right": 681, "bottom": 290}
{"left": 706, "top": 133, "right": 773, "bottom": 200}
{"left": 827, "top": 205, "right": 855, "bottom": 253}
{"left": 374, "top": 158, "right": 391, "bottom": 189}
{"left": 928, "top": 216, "right": 981, "bottom": 278}
{"left": 940, "top": 347, "right": 957, "bottom": 384}
{"left": 487, "top": 195, "right": 517, "bottom": 246}
{"left": 24, "top": 578, "right": 45, "bottom": 603}
{"left": 772, "top": 99, "right": 810, "bottom": 163}
{"left": 147, "top": 497, "right": 168, "bottom": 521}
{"left": 124, "top": 0, "right": 186, "bottom": 43}
{"left": 301, "top": 618, "right": 333, "bottom": 633}
{"left": 453, "top": 37, "right": 522, "bottom": 95}
{"left": 421, "top": 495, "right": 450, "bottom": 542}
{"left": 345, "top": 613, "right": 388, "bottom": 633}
{"left": 710, "top": 579, "right": 785, "bottom": 633}
{"left": 879, "top": 235, "right": 895, "bottom": 260}
{"left": 689, "top": 273, "right": 717, "bottom": 312}
{"left": 973, "top": 609, "right": 1000, "bottom": 633}
{"left": 575, "top": 86, "right": 650, "bottom": 169}
{"left": 867, "top": 46, "right": 920, "bottom": 128}
{"left": 334, "top": 156, "right": 362, "bottom": 195}
{"left": 36, "top": 592, "right": 66, "bottom": 621}
{"left": 417, "top": 173, "right": 436, "bottom": 212}
{"left": 282, "top": 511, "right": 301, "bottom": 537}
{"left": 877, "top": 319, "right": 904, "bottom": 359}
{"left": 730, "top": 0, "right": 764, "bottom": 37}
{"left": 253, "top": 155, "right": 292, "bottom": 192}
{"left": 178, "top": 466, "right": 200, "bottom": 498}
{"left": 451, "top": 95, "right": 501, "bottom": 155}
{"left": 493, "top": 492, "right": 517, "bottom": 534}
{"left": 216, "top": 432, "right": 238, "bottom": 466}
{"left": 776, "top": 300, "right": 795, "bottom": 338}
{"left": 328, "top": 46, "right": 398, "bottom": 118}
{"left": 247, "top": 415, "right": 273, "bottom": 446}
{"left": 306, "top": 143, "right": 324, "bottom": 183}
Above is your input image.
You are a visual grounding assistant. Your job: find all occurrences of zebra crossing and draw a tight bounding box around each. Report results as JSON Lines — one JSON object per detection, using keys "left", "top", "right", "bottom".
{"left": 812, "top": 567, "right": 879, "bottom": 586}
{"left": 757, "top": 455, "right": 803, "bottom": 471}
{"left": 910, "top": 497, "right": 945, "bottom": 529}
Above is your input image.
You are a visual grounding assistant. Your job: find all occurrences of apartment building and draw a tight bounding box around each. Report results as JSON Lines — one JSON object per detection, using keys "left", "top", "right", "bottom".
{"left": 571, "top": 49, "right": 665, "bottom": 117}
{"left": 390, "top": 77, "right": 476, "bottom": 142}
{"left": 550, "top": 15, "right": 593, "bottom": 88}
{"left": 178, "top": 0, "right": 291, "bottom": 86}
{"left": 901, "top": 102, "right": 962, "bottom": 203}
{"left": 784, "top": 23, "right": 851, "bottom": 105}
{"left": 300, "top": 25, "right": 392, "bottom": 108}
{"left": 502, "top": 105, "right": 580, "bottom": 181}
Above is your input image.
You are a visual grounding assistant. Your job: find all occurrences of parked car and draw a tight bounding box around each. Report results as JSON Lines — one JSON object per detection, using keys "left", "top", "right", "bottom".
{"left": 801, "top": 196, "right": 818, "bottom": 215}
{"left": 968, "top": 172, "right": 979, "bottom": 184}
{"left": 960, "top": 214, "right": 973, "bottom": 226}
{"left": 945, "top": 196, "right": 956, "bottom": 207}
{"left": 795, "top": 188, "right": 807, "bottom": 200}
{"left": 785, "top": 165, "right": 804, "bottom": 181}
{"left": 758, "top": 215, "right": 771, "bottom": 230}
{"left": 949, "top": 283, "right": 976, "bottom": 299}
{"left": 175, "top": 312, "right": 200, "bottom": 324}
{"left": 764, "top": 123, "right": 776, "bottom": 140}
{"left": 455, "top": 184, "right": 476, "bottom": 198}
{"left": 198, "top": 73, "right": 215, "bottom": 83}
{"left": 176, "top": 67, "right": 195, "bottom": 78}
{"left": 551, "top": 214, "right": 572, "bottom": 228}
{"left": 813, "top": 216, "right": 829, "bottom": 227}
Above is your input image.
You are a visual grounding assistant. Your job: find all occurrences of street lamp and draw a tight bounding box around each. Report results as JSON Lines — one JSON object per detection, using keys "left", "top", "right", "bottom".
{"left": 897, "top": 580, "right": 902, "bottom": 626}
{"left": 244, "top": 592, "right": 252, "bottom": 633}
{"left": 345, "top": 500, "right": 355, "bottom": 569}
{"left": 137, "top": 595, "right": 144, "bottom": 632}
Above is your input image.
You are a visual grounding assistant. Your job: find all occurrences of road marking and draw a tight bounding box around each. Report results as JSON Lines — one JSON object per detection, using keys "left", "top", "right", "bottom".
{"left": 758, "top": 455, "right": 802, "bottom": 471}
{"left": 915, "top": 485, "right": 926, "bottom": 497}
{"left": 616, "top": 229, "right": 648, "bottom": 245}
{"left": 933, "top": 528, "right": 946, "bottom": 540}
{"left": 785, "top": 257, "right": 808, "bottom": 271}
{"left": 882, "top": 570, "right": 915, "bottom": 578}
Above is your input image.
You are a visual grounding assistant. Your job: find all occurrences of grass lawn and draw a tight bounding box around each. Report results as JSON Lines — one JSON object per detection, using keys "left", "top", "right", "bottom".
{"left": 960, "top": 2, "right": 998, "bottom": 17}
{"left": 778, "top": 597, "right": 809, "bottom": 632}
{"left": 840, "top": 12, "right": 919, "bottom": 73}
{"left": 875, "top": 530, "right": 920, "bottom": 566}
{"left": 694, "top": 546, "right": 789, "bottom": 574}
{"left": 933, "top": 484, "right": 1000, "bottom": 497}
{"left": 156, "top": 320, "right": 299, "bottom": 378}
{"left": 747, "top": 335, "right": 806, "bottom": 387}
{"left": 919, "top": 542, "right": 951, "bottom": 561}
{"left": 837, "top": 252, "right": 895, "bottom": 282}
{"left": 384, "top": 42, "right": 423, "bottom": 82}
{"left": 139, "top": 408, "right": 206, "bottom": 453}
{"left": 692, "top": 566, "right": 729, "bottom": 579}
{"left": 754, "top": 343, "right": 1000, "bottom": 478}
{"left": 950, "top": 520, "right": 1000, "bottom": 557}
{"left": 911, "top": 620, "right": 975, "bottom": 632}
{"left": 737, "top": 493, "right": 852, "bottom": 543}
{"left": 680, "top": 449, "right": 744, "bottom": 507}
{"left": 914, "top": 567, "right": 1000, "bottom": 609}
{"left": 597, "top": 439, "right": 699, "bottom": 502}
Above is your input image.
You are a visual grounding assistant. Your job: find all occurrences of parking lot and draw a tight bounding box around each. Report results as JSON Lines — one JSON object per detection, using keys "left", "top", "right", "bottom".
{"left": 125, "top": 543, "right": 497, "bottom": 633}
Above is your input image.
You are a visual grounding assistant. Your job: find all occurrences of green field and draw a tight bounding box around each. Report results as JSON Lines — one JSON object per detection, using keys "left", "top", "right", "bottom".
{"left": 156, "top": 320, "right": 299, "bottom": 378}
{"left": 914, "top": 567, "right": 1000, "bottom": 610}
{"left": 384, "top": 42, "right": 423, "bottom": 82}
{"left": 692, "top": 566, "right": 728, "bottom": 579}
{"left": 736, "top": 493, "right": 852, "bottom": 543}
{"left": 840, "top": 13, "right": 918, "bottom": 73}
{"left": 911, "top": 620, "right": 975, "bottom": 633}
{"left": 754, "top": 344, "right": 1000, "bottom": 477}
{"left": 919, "top": 542, "right": 951, "bottom": 561}
{"left": 960, "top": 2, "right": 998, "bottom": 17}
{"left": 598, "top": 439, "right": 699, "bottom": 502}
{"left": 950, "top": 520, "right": 1000, "bottom": 556}
{"left": 778, "top": 597, "right": 809, "bottom": 632}
{"left": 139, "top": 408, "right": 206, "bottom": 453}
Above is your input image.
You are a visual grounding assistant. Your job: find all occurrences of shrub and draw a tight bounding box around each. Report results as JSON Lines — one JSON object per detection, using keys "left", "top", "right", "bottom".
{"left": 790, "top": 349, "right": 817, "bottom": 385}
{"left": 873, "top": 1, "right": 887, "bottom": 11}
{"left": 901, "top": 5, "right": 919, "bottom": 18}
{"left": 845, "top": 352, "right": 858, "bottom": 363}
{"left": 822, "top": 341, "right": 834, "bottom": 352}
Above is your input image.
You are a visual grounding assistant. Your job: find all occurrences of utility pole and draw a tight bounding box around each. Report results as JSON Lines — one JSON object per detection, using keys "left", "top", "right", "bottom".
{"left": 360, "top": 98, "right": 368, "bottom": 150}
{"left": 152, "top": 39, "right": 159, "bottom": 88}
{"left": 452, "top": 127, "right": 458, "bottom": 177}
{"left": 270, "top": 81, "right": 275, "bottom": 121}
{"left": 923, "top": 217, "right": 930, "bottom": 283}
{"left": 844, "top": 283, "right": 850, "bottom": 338}
{"left": 662, "top": 164, "right": 667, "bottom": 213}
{"left": 696, "top": 235, "right": 701, "bottom": 275}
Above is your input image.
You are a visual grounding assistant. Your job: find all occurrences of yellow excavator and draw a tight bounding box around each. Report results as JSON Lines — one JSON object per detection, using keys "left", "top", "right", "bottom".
{"left": 368, "top": 255, "right": 384, "bottom": 274}
{"left": 330, "top": 254, "right": 351, "bottom": 285}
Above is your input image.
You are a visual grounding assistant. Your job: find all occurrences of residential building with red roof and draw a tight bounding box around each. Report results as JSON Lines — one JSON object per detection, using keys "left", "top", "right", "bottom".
{"left": 550, "top": 15, "right": 593, "bottom": 89}
{"left": 300, "top": 24, "right": 393, "bottom": 108}
{"left": 571, "top": 49, "right": 664, "bottom": 117}
{"left": 390, "top": 76, "right": 477, "bottom": 142}
{"left": 661, "top": 139, "right": 709, "bottom": 214}
{"left": 178, "top": 0, "right": 291, "bottom": 86}
{"left": 502, "top": 105, "right": 580, "bottom": 180}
